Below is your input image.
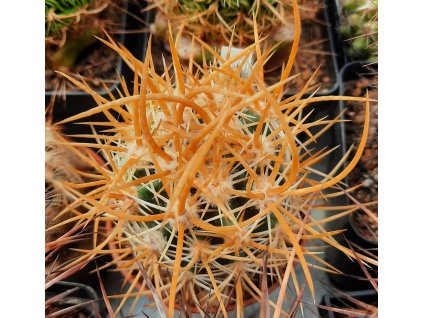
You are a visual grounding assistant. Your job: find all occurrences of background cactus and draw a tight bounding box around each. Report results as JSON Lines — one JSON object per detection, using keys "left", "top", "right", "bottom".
{"left": 45, "top": 122, "right": 86, "bottom": 242}
{"left": 54, "top": 4, "right": 378, "bottom": 314}
{"left": 45, "top": 0, "right": 110, "bottom": 69}
{"left": 339, "top": 0, "right": 378, "bottom": 61}
{"left": 149, "top": 0, "right": 296, "bottom": 61}
{"left": 45, "top": 0, "right": 93, "bottom": 36}
{"left": 150, "top": 0, "right": 291, "bottom": 42}
{"left": 45, "top": 120, "right": 106, "bottom": 282}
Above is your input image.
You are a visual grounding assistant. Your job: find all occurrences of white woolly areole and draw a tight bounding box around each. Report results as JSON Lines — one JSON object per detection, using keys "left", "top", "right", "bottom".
{"left": 272, "top": 23, "right": 295, "bottom": 43}
{"left": 156, "top": 145, "right": 178, "bottom": 171}
{"left": 168, "top": 198, "right": 199, "bottom": 229}
{"left": 138, "top": 230, "right": 166, "bottom": 253}
{"left": 243, "top": 135, "right": 276, "bottom": 166}
{"left": 251, "top": 178, "right": 281, "bottom": 211}
{"left": 204, "top": 175, "right": 234, "bottom": 206}
{"left": 177, "top": 36, "right": 201, "bottom": 60}
{"left": 126, "top": 141, "right": 148, "bottom": 160}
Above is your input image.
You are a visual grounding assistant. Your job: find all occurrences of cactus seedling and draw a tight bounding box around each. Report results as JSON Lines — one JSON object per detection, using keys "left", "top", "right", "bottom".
{"left": 45, "top": 0, "right": 92, "bottom": 35}
{"left": 54, "top": 1, "right": 377, "bottom": 315}
{"left": 45, "top": 0, "right": 132, "bottom": 94}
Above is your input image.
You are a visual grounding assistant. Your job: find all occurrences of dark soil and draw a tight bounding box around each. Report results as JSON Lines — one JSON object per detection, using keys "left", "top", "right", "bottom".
{"left": 45, "top": 43, "right": 120, "bottom": 92}
{"left": 344, "top": 74, "right": 378, "bottom": 243}
{"left": 45, "top": 2, "right": 126, "bottom": 93}
{"left": 264, "top": 19, "right": 335, "bottom": 94}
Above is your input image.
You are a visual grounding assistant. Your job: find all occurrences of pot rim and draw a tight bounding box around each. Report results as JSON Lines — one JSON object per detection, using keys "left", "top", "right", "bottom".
{"left": 348, "top": 212, "right": 378, "bottom": 246}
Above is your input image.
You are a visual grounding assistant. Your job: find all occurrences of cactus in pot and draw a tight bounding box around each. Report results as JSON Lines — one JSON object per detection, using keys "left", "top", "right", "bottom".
{"left": 45, "top": 0, "right": 129, "bottom": 93}
{"left": 149, "top": 0, "right": 297, "bottom": 62}
{"left": 53, "top": 1, "right": 378, "bottom": 315}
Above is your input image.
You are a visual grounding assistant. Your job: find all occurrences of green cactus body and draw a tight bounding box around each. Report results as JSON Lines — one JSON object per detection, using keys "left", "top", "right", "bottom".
{"left": 45, "top": 0, "right": 112, "bottom": 69}
{"left": 340, "top": 0, "right": 378, "bottom": 60}
{"left": 45, "top": 0, "right": 92, "bottom": 36}
{"left": 50, "top": 27, "right": 98, "bottom": 69}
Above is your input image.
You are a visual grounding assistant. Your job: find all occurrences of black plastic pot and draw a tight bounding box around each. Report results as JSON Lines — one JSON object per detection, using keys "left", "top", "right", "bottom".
{"left": 45, "top": 281, "right": 104, "bottom": 317}
{"left": 325, "top": 219, "right": 377, "bottom": 290}
{"left": 55, "top": 254, "right": 113, "bottom": 293}
{"left": 319, "top": 0, "right": 342, "bottom": 95}
{"left": 325, "top": 61, "right": 378, "bottom": 291}
{"left": 296, "top": 100, "right": 346, "bottom": 178}
{"left": 294, "top": 98, "right": 375, "bottom": 291}
{"left": 46, "top": 1, "right": 149, "bottom": 141}
{"left": 319, "top": 289, "right": 377, "bottom": 318}
{"left": 325, "top": 0, "right": 346, "bottom": 68}
{"left": 339, "top": 61, "right": 378, "bottom": 92}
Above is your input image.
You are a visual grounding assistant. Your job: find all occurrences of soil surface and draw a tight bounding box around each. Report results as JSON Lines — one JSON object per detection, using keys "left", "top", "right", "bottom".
{"left": 149, "top": 0, "right": 336, "bottom": 94}
{"left": 45, "top": 2, "right": 126, "bottom": 93}
{"left": 264, "top": 18, "right": 335, "bottom": 93}
{"left": 344, "top": 72, "right": 378, "bottom": 242}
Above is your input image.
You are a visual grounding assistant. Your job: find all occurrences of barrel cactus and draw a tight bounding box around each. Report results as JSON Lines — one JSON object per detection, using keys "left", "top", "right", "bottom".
{"left": 55, "top": 4, "right": 377, "bottom": 315}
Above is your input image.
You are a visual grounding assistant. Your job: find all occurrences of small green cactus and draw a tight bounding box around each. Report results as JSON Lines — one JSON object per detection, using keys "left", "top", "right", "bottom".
{"left": 340, "top": 0, "right": 378, "bottom": 61}
{"left": 45, "top": 0, "right": 92, "bottom": 36}
{"left": 45, "top": 0, "right": 110, "bottom": 70}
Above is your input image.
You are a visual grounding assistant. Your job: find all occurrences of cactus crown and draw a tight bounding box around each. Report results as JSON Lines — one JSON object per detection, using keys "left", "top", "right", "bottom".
{"left": 54, "top": 7, "right": 375, "bottom": 316}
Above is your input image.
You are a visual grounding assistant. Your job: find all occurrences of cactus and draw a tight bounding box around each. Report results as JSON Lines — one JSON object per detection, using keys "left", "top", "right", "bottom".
{"left": 339, "top": 0, "right": 378, "bottom": 61}
{"left": 45, "top": 123, "right": 85, "bottom": 240}
{"left": 54, "top": 2, "right": 378, "bottom": 315}
{"left": 45, "top": 121, "right": 110, "bottom": 290}
{"left": 45, "top": 0, "right": 93, "bottom": 36}
{"left": 45, "top": 0, "right": 110, "bottom": 69}
{"left": 150, "top": 0, "right": 296, "bottom": 61}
